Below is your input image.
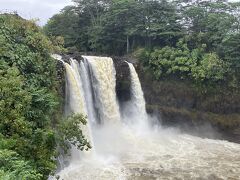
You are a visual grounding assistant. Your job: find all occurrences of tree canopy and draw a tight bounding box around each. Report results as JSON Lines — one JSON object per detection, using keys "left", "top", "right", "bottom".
{"left": 44, "top": 0, "right": 240, "bottom": 87}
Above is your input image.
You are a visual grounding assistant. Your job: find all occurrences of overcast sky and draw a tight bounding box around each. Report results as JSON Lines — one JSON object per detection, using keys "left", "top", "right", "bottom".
{"left": 1, "top": 0, "right": 239, "bottom": 26}
{"left": 0, "top": 0, "right": 74, "bottom": 26}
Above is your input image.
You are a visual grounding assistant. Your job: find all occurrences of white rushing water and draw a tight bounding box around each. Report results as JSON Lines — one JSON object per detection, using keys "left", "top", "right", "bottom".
{"left": 79, "top": 60, "right": 97, "bottom": 124}
{"left": 122, "top": 62, "right": 148, "bottom": 126}
{"left": 83, "top": 56, "right": 121, "bottom": 124}
{"left": 58, "top": 125, "right": 240, "bottom": 179}
{"left": 67, "top": 59, "right": 86, "bottom": 114}
{"left": 127, "top": 62, "right": 147, "bottom": 117}
{"left": 54, "top": 55, "right": 240, "bottom": 180}
{"left": 54, "top": 56, "right": 94, "bottom": 162}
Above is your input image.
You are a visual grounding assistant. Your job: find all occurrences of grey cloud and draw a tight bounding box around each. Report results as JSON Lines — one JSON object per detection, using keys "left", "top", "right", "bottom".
{"left": 0, "top": 0, "right": 73, "bottom": 26}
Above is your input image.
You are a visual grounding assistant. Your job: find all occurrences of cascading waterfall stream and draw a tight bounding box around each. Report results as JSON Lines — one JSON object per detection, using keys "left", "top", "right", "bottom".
{"left": 82, "top": 56, "right": 121, "bottom": 124}
{"left": 65, "top": 62, "right": 86, "bottom": 114}
{"left": 52, "top": 55, "right": 94, "bottom": 158}
{"left": 53, "top": 55, "right": 240, "bottom": 180}
{"left": 79, "top": 60, "right": 97, "bottom": 124}
{"left": 122, "top": 62, "right": 148, "bottom": 126}
{"left": 128, "top": 62, "right": 147, "bottom": 116}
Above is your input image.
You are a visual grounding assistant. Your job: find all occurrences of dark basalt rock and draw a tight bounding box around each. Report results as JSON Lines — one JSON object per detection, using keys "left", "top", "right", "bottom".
{"left": 64, "top": 51, "right": 83, "bottom": 62}
{"left": 56, "top": 60, "right": 66, "bottom": 117}
{"left": 112, "top": 56, "right": 131, "bottom": 102}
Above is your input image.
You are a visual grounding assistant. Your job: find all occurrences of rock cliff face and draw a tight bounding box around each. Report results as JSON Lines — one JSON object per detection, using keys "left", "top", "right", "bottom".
{"left": 111, "top": 56, "right": 240, "bottom": 143}
{"left": 136, "top": 65, "right": 240, "bottom": 143}
{"left": 112, "top": 57, "right": 131, "bottom": 103}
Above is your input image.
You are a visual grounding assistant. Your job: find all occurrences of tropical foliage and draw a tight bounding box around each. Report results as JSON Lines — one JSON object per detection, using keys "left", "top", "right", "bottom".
{"left": 0, "top": 14, "right": 90, "bottom": 179}
{"left": 146, "top": 39, "right": 228, "bottom": 82}
{"left": 44, "top": 0, "right": 240, "bottom": 87}
{"left": 1, "top": 0, "right": 240, "bottom": 178}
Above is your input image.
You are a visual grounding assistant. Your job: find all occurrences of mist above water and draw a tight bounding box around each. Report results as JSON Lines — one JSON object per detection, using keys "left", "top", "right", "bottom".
{"left": 58, "top": 121, "right": 240, "bottom": 179}
{"left": 54, "top": 55, "right": 240, "bottom": 180}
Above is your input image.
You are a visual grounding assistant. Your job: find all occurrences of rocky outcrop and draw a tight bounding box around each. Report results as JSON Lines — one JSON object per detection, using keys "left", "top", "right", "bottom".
{"left": 112, "top": 56, "right": 131, "bottom": 103}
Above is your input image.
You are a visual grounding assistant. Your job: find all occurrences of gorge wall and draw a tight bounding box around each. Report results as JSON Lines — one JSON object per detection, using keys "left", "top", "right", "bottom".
{"left": 136, "top": 64, "right": 240, "bottom": 143}
{"left": 111, "top": 56, "right": 240, "bottom": 143}
{"left": 58, "top": 53, "right": 240, "bottom": 143}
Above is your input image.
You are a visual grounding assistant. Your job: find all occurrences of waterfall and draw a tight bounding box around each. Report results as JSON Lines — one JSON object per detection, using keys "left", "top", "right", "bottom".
{"left": 52, "top": 55, "right": 122, "bottom": 156}
{"left": 52, "top": 55, "right": 94, "bottom": 159}
{"left": 79, "top": 60, "right": 97, "bottom": 125}
{"left": 52, "top": 55, "right": 240, "bottom": 180}
{"left": 82, "top": 56, "right": 121, "bottom": 124}
{"left": 128, "top": 62, "right": 147, "bottom": 117}
{"left": 65, "top": 60, "right": 86, "bottom": 114}
{"left": 65, "top": 59, "right": 97, "bottom": 162}
{"left": 123, "top": 62, "right": 148, "bottom": 124}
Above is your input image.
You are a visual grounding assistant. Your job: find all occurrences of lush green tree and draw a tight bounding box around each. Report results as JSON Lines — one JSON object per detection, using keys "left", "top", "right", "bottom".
{"left": 0, "top": 148, "right": 42, "bottom": 180}
{"left": 218, "top": 33, "right": 240, "bottom": 87}
{"left": 101, "top": 0, "right": 141, "bottom": 54}
{"left": 191, "top": 52, "right": 227, "bottom": 82}
{"left": 44, "top": 0, "right": 182, "bottom": 54}
{"left": 177, "top": 0, "right": 239, "bottom": 51}
{"left": 43, "top": 6, "right": 80, "bottom": 48}
{"left": 73, "top": 0, "right": 111, "bottom": 52}
{"left": 219, "top": 33, "right": 240, "bottom": 69}
{"left": 57, "top": 114, "right": 91, "bottom": 153}
{"left": 0, "top": 64, "right": 32, "bottom": 137}
{"left": 0, "top": 14, "right": 91, "bottom": 179}
{"left": 44, "top": 0, "right": 239, "bottom": 54}
{"left": 0, "top": 14, "right": 59, "bottom": 178}
{"left": 99, "top": 0, "right": 182, "bottom": 54}
{"left": 144, "top": 38, "right": 227, "bottom": 82}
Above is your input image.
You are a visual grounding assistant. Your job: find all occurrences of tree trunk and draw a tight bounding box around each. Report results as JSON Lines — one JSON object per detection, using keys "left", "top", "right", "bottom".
{"left": 127, "top": 35, "right": 130, "bottom": 54}
{"left": 132, "top": 37, "right": 135, "bottom": 50}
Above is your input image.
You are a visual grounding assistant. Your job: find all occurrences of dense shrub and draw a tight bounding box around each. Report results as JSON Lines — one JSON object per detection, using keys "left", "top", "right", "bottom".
{"left": 140, "top": 39, "right": 228, "bottom": 83}
{"left": 0, "top": 14, "right": 59, "bottom": 178}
